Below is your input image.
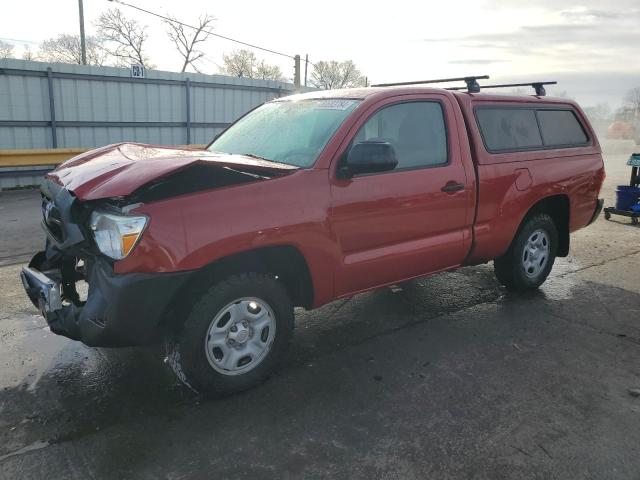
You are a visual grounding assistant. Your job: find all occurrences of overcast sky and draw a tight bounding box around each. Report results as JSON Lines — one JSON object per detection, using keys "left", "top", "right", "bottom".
{"left": 2, "top": 0, "right": 639, "bottom": 107}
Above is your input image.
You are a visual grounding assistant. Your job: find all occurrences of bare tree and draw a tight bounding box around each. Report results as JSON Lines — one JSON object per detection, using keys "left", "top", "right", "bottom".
{"left": 0, "top": 40, "right": 15, "bottom": 59}
{"left": 623, "top": 87, "right": 640, "bottom": 118}
{"left": 221, "top": 49, "right": 256, "bottom": 78}
{"left": 165, "top": 14, "right": 215, "bottom": 73}
{"left": 38, "top": 34, "right": 107, "bottom": 65}
{"left": 255, "top": 60, "right": 283, "bottom": 81}
{"left": 219, "top": 49, "right": 283, "bottom": 81}
{"left": 583, "top": 103, "right": 612, "bottom": 123}
{"left": 96, "top": 8, "right": 153, "bottom": 68}
{"left": 22, "top": 45, "right": 37, "bottom": 61}
{"left": 310, "top": 60, "right": 366, "bottom": 89}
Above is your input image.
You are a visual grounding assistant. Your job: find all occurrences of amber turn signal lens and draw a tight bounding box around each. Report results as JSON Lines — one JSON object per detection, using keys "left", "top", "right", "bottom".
{"left": 121, "top": 233, "right": 140, "bottom": 257}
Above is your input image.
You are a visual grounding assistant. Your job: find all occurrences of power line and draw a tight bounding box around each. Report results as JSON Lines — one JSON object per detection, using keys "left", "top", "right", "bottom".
{"left": 107, "top": 0, "right": 311, "bottom": 64}
{"left": 0, "top": 37, "right": 40, "bottom": 46}
{"left": 198, "top": 55, "right": 222, "bottom": 70}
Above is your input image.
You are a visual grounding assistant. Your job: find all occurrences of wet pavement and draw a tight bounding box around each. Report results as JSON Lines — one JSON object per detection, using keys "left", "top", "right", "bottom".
{"left": 1, "top": 147, "right": 639, "bottom": 479}
{"left": 0, "top": 188, "right": 42, "bottom": 267}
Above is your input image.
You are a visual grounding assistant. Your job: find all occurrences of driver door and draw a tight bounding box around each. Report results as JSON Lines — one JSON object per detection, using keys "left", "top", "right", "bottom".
{"left": 329, "top": 95, "right": 472, "bottom": 296}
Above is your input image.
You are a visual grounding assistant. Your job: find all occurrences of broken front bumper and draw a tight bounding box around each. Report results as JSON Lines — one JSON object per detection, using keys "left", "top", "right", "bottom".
{"left": 21, "top": 253, "right": 193, "bottom": 347}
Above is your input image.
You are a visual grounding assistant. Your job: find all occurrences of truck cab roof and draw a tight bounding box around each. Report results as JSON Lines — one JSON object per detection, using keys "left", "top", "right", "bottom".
{"left": 284, "top": 86, "right": 579, "bottom": 108}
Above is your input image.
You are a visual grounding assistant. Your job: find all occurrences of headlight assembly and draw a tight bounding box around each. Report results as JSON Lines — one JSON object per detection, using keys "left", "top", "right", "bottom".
{"left": 89, "top": 211, "right": 148, "bottom": 260}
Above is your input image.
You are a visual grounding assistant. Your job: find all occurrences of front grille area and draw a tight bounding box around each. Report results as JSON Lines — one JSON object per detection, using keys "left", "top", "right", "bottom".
{"left": 42, "top": 196, "right": 65, "bottom": 243}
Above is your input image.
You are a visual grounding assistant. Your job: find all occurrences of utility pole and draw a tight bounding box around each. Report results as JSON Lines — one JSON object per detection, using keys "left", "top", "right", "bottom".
{"left": 78, "top": 0, "right": 87, "bottom": 65}
{"left": 294, "top": 55, "right": 301, "bottom": 89}
{"left": 304, "top": 54, "right": 308, "bottom": 87}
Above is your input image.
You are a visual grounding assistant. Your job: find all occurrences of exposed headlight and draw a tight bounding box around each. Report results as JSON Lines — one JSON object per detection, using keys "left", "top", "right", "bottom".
{"left": 89, "top": 211, "right": 148, "bottom": 260}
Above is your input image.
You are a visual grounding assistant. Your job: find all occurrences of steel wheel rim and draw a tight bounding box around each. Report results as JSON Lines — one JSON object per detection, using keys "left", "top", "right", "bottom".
{"left": 204, "top": 297, "right": 276, "bottom": 376}
{"left": 522, "top": 229, "right": 550, "bottom": 278}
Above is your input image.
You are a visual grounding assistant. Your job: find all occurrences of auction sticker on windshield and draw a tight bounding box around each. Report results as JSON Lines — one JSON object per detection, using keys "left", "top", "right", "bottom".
{"left": 312, "top": 99, "right": 359, "bottom": 110}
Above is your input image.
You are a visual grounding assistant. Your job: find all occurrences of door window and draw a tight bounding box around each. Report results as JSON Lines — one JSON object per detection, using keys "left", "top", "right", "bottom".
{"left": 353, "top": 102, "right": 448, "bottom": 170}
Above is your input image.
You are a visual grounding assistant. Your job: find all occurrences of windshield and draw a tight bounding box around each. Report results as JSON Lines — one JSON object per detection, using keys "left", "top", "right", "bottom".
{"left": 208, "top": 99, "right": 360, "bottom": 167}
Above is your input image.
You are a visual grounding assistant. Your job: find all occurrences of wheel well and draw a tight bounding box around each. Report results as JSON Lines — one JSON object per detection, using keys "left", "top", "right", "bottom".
{"left": 162, "top": 245, "right": 314, "bottom": 332}
{"left": 524, "top": 195, "right": 570, "bottom": 257}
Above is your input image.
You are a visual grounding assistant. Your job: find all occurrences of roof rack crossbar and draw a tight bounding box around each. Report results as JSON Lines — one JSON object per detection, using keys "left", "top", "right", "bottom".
{"left": 446, "top": 81, "right": 557, "bottom": 96}
{"left": 371, "top": 75, "right": 489, "bottom": 88}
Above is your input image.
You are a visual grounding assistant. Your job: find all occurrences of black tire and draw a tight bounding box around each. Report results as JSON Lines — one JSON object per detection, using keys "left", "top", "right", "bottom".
{"left": 493, "top": 213, "right": 558, "bottom": 291}
{"left": 167, "top": 272, "right": 294, "bottom": 396}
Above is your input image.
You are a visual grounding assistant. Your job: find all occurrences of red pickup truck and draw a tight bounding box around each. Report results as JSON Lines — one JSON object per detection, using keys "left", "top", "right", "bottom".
{"left": 21, "top": 86, "right": 604, "bottom": 395}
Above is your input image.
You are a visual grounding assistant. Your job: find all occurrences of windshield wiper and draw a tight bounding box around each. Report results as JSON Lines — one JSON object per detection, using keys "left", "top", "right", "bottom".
{"left": 241, "top": 153, "right": 275, "bottom": 162}
{"left": 240, "top": 153, "right": 299, "bottom": 169}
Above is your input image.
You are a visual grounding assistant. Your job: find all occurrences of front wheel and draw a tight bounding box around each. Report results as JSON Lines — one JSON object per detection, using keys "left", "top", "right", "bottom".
{"left": 494, "top": 213, "right": 558, "bottom": 291}
{"left": 167, "top": 272, "right": 294, "bottom": 396}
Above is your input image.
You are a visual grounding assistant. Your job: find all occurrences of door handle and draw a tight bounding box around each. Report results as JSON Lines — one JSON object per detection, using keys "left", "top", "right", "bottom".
{"left": 441, "top": 182, "right": 465, "bottom": 193}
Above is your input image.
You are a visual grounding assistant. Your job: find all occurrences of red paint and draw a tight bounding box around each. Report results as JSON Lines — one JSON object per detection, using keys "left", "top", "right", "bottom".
{"left": 514, "top": 168, "right": 532, "bottom": 191}
{"left": 49, "top": 87, "right": 605, "bottom": 308}
{"left": 49, "top": 143, "right": 297, "bottom": 200}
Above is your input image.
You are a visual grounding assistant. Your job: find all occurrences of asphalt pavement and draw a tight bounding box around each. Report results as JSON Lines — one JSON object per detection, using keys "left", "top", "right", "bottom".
{"left": 0, "top": 188, "right": 43, "bottom": 267}
{"left": 0, "top": 146, "right": 639, "bottom": 479}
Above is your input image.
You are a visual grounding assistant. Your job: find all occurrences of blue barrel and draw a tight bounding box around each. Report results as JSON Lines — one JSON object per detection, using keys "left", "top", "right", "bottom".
{"left": 616, "top": 185, "right": 640, "bottom": 210}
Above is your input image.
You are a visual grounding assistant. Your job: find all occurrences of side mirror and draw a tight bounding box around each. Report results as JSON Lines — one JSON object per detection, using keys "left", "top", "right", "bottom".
{"left": 340, "top": 141, "right": 398, "bottom": 178}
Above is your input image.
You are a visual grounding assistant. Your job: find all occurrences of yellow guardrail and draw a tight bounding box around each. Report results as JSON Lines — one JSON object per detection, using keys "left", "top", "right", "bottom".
{"left": 0, "top": 145, "right": 207, "bottom": 168}
{"left": 0, "top": 148, "right": 87, "bottom": 167}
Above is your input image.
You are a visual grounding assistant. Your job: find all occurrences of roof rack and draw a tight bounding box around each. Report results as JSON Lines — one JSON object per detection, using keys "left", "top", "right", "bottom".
{"left": 371, "top": 75, "right": 557, "bottom": 96}
{"left": 446, "top": 81, "right": 558, "bottom": 96}
{"left": 371, "top": 75, "right": 489, "bottom": 93}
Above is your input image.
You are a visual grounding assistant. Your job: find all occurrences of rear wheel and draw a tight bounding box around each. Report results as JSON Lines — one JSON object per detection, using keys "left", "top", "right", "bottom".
{"left": 494, "top": 213, "right": 558, "bottom": 291}
{"left": 167, "top": 272, "right": 294, "bottom": 396}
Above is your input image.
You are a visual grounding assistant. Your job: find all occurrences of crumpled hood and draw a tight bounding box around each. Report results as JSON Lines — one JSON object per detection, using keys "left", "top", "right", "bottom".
{"left": 48, "top": 142, "right": 298, "bottom": 201}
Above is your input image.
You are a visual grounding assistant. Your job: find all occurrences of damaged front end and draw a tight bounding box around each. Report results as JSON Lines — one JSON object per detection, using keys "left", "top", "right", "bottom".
{"left": 20, "top": 179, "right": 191, "bottom": 347}
{"left": 20, "top": 144, "right": 299, "bottom": 347}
